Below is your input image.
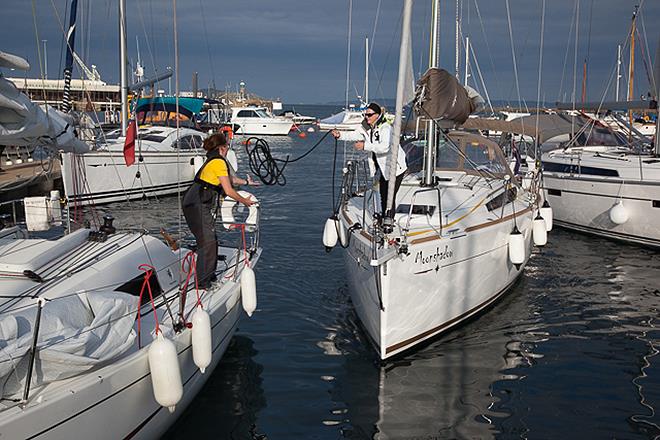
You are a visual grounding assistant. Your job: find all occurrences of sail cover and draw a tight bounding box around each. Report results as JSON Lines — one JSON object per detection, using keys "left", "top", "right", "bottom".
{"left": 413, "top": 68, "right": 474, "bottom": 124}
{"left": 0, "top": 76, "right": 90, "bottom": 152}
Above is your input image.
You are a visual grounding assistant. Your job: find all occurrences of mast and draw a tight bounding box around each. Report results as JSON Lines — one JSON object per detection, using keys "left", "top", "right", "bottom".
{"left": 615, "top": 44, "right": 621, "bottom": 101}
{"left": 654, "top": 35, "right": 660, "bottom": 156}
{"left": 119, "top": 0, "right": 129, "bottom": 136}
{"left": 385, "top": 0, "right": 413, "bottom": 217}
{"left": 455, "top": 0, "right": 460, "bottom": 81}
{"left": 627, "top": 6, "right": 637, "bottom": 140}
{"left": 365, "top": 37, "right": 369, "bottom": 105}
{"left": 464, "top": 35, "right": 470, "bottom": 86}
{"left": 61, "top": 0, "right": 79, "bottom": 113}
{"left": 424, "top": 0, "right": 441, "bottom": 186}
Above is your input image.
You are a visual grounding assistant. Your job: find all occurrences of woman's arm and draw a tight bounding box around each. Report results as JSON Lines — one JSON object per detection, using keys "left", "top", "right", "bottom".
{"left": 219, "top": 175, "right": 254, "bottom": 206}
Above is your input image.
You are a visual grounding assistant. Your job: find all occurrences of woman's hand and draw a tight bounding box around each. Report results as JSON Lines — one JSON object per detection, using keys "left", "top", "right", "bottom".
{"left": 246, "top": 175, "right": 260, "bottom": 186}
{"left": 331, "top": 129, "right": 340, "bottom": 139}
{"left": 241, "top": 195, "right": 255, "bottom": 207}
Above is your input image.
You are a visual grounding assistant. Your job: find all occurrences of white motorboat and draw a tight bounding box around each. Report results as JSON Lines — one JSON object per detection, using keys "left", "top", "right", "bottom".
{"left": 230, "top": 107, "right": 293, "bottom": 136}
{"left": 318, "top": 108, "right": 366, "bottom": 132}
{"left": 324, "top": 3, "right": 544, "bottom": 359}
{"left": 278, "top": 110, "right": 317, "bottom": 125}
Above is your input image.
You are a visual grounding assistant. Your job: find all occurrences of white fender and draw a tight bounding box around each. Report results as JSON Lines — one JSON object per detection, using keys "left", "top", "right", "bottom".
{"left": 540, "top": 202, "right": 553, "bottom": 232}
{"left": 336, "top": 218, "right": 348, "bottom": 247}
{"left": 323, "top": 217, "right": 338, "bottom": 249}
{"left": 148, "top": 333, "right": 183, "bottom": 413}
{"left": 220, "top": 191, "right": 259, "bottom": 231}
{"left": 240, "top": 265, "right": 257, "bottom": 317}
{"left": 609, "top": 201, "right": 629, "bottom": 225}
{"left": 508, "top": 230, "right": 525, "bottom": 265}
{"left": 532, "top": 215, "right": 547, "bottom": 246}
{"left": 191, "top": 306, "right": 212, "bottom": 373}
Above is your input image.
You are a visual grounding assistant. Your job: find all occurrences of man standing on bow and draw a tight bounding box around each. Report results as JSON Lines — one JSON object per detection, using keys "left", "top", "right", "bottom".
{"left": 332, "top": 102, "right": 407, "bottom": 216}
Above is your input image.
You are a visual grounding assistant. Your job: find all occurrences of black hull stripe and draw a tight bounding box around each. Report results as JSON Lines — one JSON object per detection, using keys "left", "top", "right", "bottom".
{"left": 555, "top": 220, "right": 660, "bottom": 248}
{"left": 544, "top": 174, "right": 660, "bottom": 188}
{"left": 27, "top": 300, "right": 241, "bottom": 439}
{"left": 545, "top": 186, "right": 657, "bottom": 202}
{"left": 68, "top": 181, "right": 193, "bottom": 203}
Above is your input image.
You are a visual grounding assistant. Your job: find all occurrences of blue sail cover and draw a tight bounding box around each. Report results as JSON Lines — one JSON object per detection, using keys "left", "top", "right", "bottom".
{"left": 136, "top": 97, "right": 205, "bottom": 119}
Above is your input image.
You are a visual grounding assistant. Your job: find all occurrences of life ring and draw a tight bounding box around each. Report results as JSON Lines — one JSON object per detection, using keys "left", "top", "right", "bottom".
{"left": 220, "top": 190, "right": 259, "bottom": 231}
{"left": 220, "top": 125, "right": 233, "bottom": 140}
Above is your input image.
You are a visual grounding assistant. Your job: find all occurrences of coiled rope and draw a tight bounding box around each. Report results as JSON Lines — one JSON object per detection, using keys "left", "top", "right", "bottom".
{"left": 243, "top": 131, "right": 331, "bottom": 186}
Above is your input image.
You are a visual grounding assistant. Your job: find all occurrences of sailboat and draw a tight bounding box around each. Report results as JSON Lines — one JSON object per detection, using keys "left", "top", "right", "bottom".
{"left": 0, "top": 3, "right": 263, "bottom": 437}
{"left": 324, "top": 1, "right": 547, "bottom": 359}
{"left": 59, "top": 0, "right": 208, "bottom": 206}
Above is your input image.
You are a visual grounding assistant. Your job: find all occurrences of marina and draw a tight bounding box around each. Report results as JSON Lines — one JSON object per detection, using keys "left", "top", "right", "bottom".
{"left": 1, "top": 0, "right": 659, "bottom": 438}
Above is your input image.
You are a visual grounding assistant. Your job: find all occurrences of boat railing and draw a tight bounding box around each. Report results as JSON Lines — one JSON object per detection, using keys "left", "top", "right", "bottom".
{"left": 401, "top": 187, "right": 443, "bottom": 239}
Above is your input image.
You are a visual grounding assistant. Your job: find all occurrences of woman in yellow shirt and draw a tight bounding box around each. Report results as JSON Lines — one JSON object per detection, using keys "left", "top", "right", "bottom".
{"left": 182, "top": 133, "right": 254, "bottom": 288}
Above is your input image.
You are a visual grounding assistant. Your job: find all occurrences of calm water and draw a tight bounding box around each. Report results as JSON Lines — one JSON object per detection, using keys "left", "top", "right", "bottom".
{"left": 104, "top": 106, "right": 659, "bottom": 439}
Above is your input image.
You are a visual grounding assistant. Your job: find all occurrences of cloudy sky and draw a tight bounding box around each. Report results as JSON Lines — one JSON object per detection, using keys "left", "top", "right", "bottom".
{"left": 2, "top": 0, "right": 658, "bottom": 106}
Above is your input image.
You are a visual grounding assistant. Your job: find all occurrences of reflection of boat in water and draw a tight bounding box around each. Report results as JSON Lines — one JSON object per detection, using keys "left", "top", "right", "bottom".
{"left": 326, "top": 282, "right": 532, "bottom": 439}
{"left": 163, "top": 336, "right": 267, "bottom": 439}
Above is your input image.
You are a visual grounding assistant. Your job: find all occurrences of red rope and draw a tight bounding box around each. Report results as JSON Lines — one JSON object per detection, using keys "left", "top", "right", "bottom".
{"left": 181, "top": 251, "right": 202, "bottom": 308}
{"left": 136, "top": 264, "right": 161, "bottom": 348}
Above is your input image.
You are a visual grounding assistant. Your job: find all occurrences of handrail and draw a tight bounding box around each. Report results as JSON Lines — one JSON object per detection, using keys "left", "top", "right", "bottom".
{"left": 402, "top": 187, "right": 443, "bottom": 237}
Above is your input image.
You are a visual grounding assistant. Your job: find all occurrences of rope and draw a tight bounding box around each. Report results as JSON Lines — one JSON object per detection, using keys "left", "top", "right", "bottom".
{"left": 244, "top": 131, "right": 331, "bottom": 186}
{"left": 136, "top": 264, "right": 161, "bottom": 348}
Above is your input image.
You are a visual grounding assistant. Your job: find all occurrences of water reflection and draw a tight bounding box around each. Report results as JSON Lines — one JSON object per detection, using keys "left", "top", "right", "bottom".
{"left": 162, "top": 336, "right": 266, "bottom": 439}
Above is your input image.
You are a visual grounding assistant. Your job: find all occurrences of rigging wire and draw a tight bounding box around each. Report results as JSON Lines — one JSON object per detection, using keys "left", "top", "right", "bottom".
{"left": 504, "top": 0, "right": 527, "bottom": 114}
{"left": 345, "top": 0, "right": 353, "bottom": 110}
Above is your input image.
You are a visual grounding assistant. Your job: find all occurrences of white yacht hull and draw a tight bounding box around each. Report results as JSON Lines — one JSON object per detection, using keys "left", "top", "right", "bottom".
{"left": 61, "top": 151, "right": 202, "bottom": 205}
{"left": 341, "top": 202, "right": 533, "bottom": 359}
{"left": 0, "top": 230, "right": 262, "bottom": 439}
{"left": 233, "top": 120, "right": 293, "bottom": 136}
{"left": 2, "top": 296, "right": 242, "bottom": 440}
{"left": 543, "top": 174, "right": 660, "bottom": 248}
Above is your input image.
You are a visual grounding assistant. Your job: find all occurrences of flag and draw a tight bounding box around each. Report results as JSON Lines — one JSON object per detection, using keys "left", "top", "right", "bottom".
{"left": 123, "top": 120, "right": 136, "bottom": 166}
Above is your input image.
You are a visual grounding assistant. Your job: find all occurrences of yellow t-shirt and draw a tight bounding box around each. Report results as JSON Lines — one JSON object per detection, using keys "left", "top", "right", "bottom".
{"left": 198, "top": 158, "right": 228, "bottom": 186}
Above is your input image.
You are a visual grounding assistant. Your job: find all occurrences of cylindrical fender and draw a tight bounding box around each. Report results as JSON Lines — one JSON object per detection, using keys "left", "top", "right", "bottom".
{"left": 220, "top": 190, "right": 259, "bottom": 230}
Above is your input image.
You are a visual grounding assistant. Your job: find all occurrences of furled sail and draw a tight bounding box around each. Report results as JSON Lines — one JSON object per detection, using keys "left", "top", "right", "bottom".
{"left": 413, "top": 68, "right": 478, "bottom": 124}
{"left": 0, "top": 52, "right": 90, "bottom": 153}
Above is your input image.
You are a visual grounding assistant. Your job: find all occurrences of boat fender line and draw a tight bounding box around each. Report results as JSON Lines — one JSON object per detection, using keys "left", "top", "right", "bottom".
{"left": 220, "top": 191, "right": 259, "bottom": 231}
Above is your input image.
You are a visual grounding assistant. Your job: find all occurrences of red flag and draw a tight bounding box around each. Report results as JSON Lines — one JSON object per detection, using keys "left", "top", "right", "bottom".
{"left": 123, "top": 120, "right": 136, "bottom": 166}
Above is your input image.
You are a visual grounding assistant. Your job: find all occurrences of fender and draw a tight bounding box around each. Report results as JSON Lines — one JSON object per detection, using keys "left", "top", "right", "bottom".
{"left": 220, "top": 190, "right": 259, "bottom": 231}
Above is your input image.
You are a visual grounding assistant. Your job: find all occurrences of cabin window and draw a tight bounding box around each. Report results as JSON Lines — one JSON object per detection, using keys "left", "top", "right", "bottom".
{"left": 138, "top": 134, "right": 167, "bottom": 142}
{"left": 543, "top": 162, "right": 619, "bottom": 177}
{"left": 653, "top": 200, "right": 660, "bottom": 208}
{"left": 237, "top": 110, "right": 257, "bottom": 118}
{"left": 548, "top": 188, "right": 562, "bottom": 196}
{"left": 396, "top": 204, "right": 436, "bottom": 216}
{"left": 486, "top": 187, "right": 517, "bottom": 211}
{"left": 115, "top": 271, "right": 163, "bottom": 298}
{"left": 173, "top": 135, "right": 196, "bottom": 149}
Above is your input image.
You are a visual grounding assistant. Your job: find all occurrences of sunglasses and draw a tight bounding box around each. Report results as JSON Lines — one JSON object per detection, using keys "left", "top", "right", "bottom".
{"left": 365, "top": 112, "right": 377, "bottom": 117}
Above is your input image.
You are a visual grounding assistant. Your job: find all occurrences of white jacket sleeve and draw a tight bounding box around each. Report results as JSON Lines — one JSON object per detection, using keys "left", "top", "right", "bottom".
{"left": 337, "top": 129, "right": 364, "bottom": 142}
{"left": 362, "top": 123, "right": 391, "bottom": 154}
